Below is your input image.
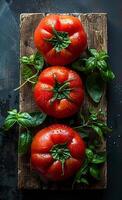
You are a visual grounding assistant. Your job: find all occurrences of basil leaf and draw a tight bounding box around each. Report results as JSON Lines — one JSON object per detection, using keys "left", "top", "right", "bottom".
{"left": 89, "top": 49, "right": 99, "bottom": 57}
{"left": 22, "top": 65, "right": 35, "bottom": 81}
{"left": 86, "top": 74, "right": 104, "bottom": 103}
{"left": 79, "top": 177, "right": 89, "bottom": 185}
{"left": 3, "top": 109, "right": 46, "bottom": 131}
{"left": 97, "top": 60, "right": 107, "bottom": 70}
{"left": 86, "top": 148, "right": 94, "bottom": 162}
{"left": 95, "top": 122, "right": 112, "bottom": 132}
{"left": 20, "top": 56, "right": 31, "bottom": 65}
{"left": 3, "top": 109, "right": 17, "bottom": 131}
{"left": 18, "top": 131, "right": 32, "bottom": 155}
{"left": 34, "top": 52, "right": 44, "bottom": 71}
{"left": 99, "top": 51, "right": 109, "bottom": 60}
{"left": 89, "top": 113, "right": 98, "bottom": 121}
{"left": 30, "top": 111, "right": 47, "bottom": 126}
{"left": 89, "top": 165, "right": 101, "bottom": 180}
{"left": 17, "top": 111, "right": 46, "bottom": 128}
{"left": 85, "top": 57, "right": 96, "bottom": 70}
{"left": 8, "top": 109, "right": 17, "bottom": 115}
{"left": 82, "top": 48, "right": 115, "bottom": 82}
{"left": 91, "top": 125, "right": 103, "bottom": 138}
{"left": 3, "top": 116, "right": 16, "bottom": 131}
{"left": 101, "top": 70, "right": 115, "bottom": 81}
{"left": 17, "top": 112, "right": 33, "bottom": 128}
{"left": 91, "top": 152, "right": 106, "bottom": 164}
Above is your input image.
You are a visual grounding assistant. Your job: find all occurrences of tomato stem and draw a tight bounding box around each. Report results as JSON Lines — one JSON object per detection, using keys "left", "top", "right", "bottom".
{"left": 52, "top": 26, "right": 64, "bottom": 42}
{"left": 45, "top": 26, "right": 71, "bottom": 52}
{"left": 50, "top": 143, "right": 71, "bottom": 176}
{"left": 49, "top": 77, "right": 75, "bottom": 105}
{"left": 58, "top": 82, "right": 70, "bottom": 92}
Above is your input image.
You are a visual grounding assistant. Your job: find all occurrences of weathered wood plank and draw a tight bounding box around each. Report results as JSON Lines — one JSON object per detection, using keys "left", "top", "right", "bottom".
{"left": 18, "top": 13, "right": 107, "bottom": 189}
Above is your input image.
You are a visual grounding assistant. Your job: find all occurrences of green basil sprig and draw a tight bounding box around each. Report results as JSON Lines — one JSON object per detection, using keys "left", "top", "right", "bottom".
{"left": 72, "top": 48, "right": 115, "bottom": 81}
{"left": 18, "top": 131, "right": 32, "bottom": 155}
{"left": 73, "top": 108, "right": 111, "bottom": 142}
{"left": 73, "top": 147, "right": 106, "bottom": 186}
{"left": 3, "top": 109, "right": 46, "bottom": 131}
{"left": 14, "top": 52, "right": 44, "bottom": 91}
{"left": 3, "top": 109, "right": 47, "bottom": 154}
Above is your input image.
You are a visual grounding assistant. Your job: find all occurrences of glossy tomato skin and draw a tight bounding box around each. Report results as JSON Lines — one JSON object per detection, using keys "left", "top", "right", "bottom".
{"left": 34, "top": 14, "right": 87, "bottom": 65}
{"left": 31, "top": 124, "right": 86, "bottom": 181}
{"left": 33, "top": 66, "right": 84, "bottom": 118}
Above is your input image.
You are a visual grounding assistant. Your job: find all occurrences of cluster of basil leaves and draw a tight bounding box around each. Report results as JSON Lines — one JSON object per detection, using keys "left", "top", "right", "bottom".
{"left": 72, "top": 48, "right": 115, "bottom": 103}
{"left": 14, "top": 52, "right": 44, "bottom": 91}
{"left": 1, "top": 48, "right": 114, "bottom": 186}
{"left": 73, "top": 147, "right": 106, "bottom": 186}
{"left": 3, "top": 52, "right": 46, "bottom": 154}
{"left": 3, "top": 109, "right": 46, "bottom": 154}
{"left": 71, "top": 49, "right": 115, "bottom": 187}
{"left": 72, "top": 108, "right": 111, "bottom": 186}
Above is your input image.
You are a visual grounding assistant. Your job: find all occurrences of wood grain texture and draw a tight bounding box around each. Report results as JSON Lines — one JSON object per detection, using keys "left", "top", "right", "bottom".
{"left": 18, "top": 13, "right": 107, "bottom": 189}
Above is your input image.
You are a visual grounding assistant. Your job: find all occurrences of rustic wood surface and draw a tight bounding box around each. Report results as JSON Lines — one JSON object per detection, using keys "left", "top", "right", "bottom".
{"left": 18, "top": 13, "right": 107, "bottom": 189}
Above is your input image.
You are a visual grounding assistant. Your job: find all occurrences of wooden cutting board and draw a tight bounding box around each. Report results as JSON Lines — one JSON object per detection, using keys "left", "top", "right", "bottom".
{"left": 18, "top": 13, "right": 107, "bottom": 189}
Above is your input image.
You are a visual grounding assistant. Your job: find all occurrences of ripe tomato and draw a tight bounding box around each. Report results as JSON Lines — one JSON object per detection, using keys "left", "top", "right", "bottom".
{"left": 34, "top": 66, "right": 84, "bottom": 118}
{"left": 34, "top": 14, "right": 87, "bottom": 65}
{"left": 31, "top": 124, "right": 86, "bottom": 181}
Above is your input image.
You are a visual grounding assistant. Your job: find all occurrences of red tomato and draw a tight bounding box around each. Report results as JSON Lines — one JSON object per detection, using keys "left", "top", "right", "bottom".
{"left": 33, "top": 66, "right": 84, "bottom": 118}
{"left": 34, "top": 14, "right": 87, "bottom": 65}
{"left": 31, "top": 124, "right": 86, "bottom": 181}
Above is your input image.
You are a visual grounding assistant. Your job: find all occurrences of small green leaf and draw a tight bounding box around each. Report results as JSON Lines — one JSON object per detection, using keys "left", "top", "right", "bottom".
{"left": 30, "top": 111, "right": 47, "bottom": 126}
{"left": 89, "top": 49, "right": 99, "bottom": 57}
{"left": 3, "top": 117, "right": 16, "bottom": 131}
{"left": 92, "top": 152, "right": 106, "bottom": 164}
{"left": 20, "top": 56, "right": 30, "bottom": 65}
{"left": 85, "top": 148, "right": 94, "bottom": 162}
{"left": 18, "top": 131, "right": 32, "bottom": 154}
{"left": 3, "top": 109, "right": 17, "bottom": 131}
{"left": 97, "top": 60, "right": 107, "bottom": 70}
{"left": 79, "top": 177, "right": 89, "bottom": 185}
{"left": 86, "top": 74, "right": 105, "bottom": 103}
{"left": 95, "top": 122, "right": 112, "bottom": 132}
{"left": 99, "top": 51, "right": 109, "bottom": 60}
{"left": 101, "top": 70, "right": 115, "bottom": 81}
{"left": 89, "top": 113, "right": 98, "bottom": 121}
{"left": 20, "top": 52, "right": 44, "bottom": 71}
{"left": 85, "top": 57, "right": 96, "bottom": 70}
{"left": 22, "top": 65, "right": 35, "bottom": 81}
{"left": 8, "top": 109, "right": 17, "bottom": 115}
{"left": 34, "top": 52, "right": 44, "bottom": 71}
{"left": 91, "top": 125, "right": 103, "bottom": 138}
{"left": 89, "top": 165, "right": 101, "bottom": 180}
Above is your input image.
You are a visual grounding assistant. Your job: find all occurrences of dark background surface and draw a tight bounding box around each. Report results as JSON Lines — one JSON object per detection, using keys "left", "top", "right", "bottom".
{"left": 0, "top": 0, "right": 122, "bottom": 200}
